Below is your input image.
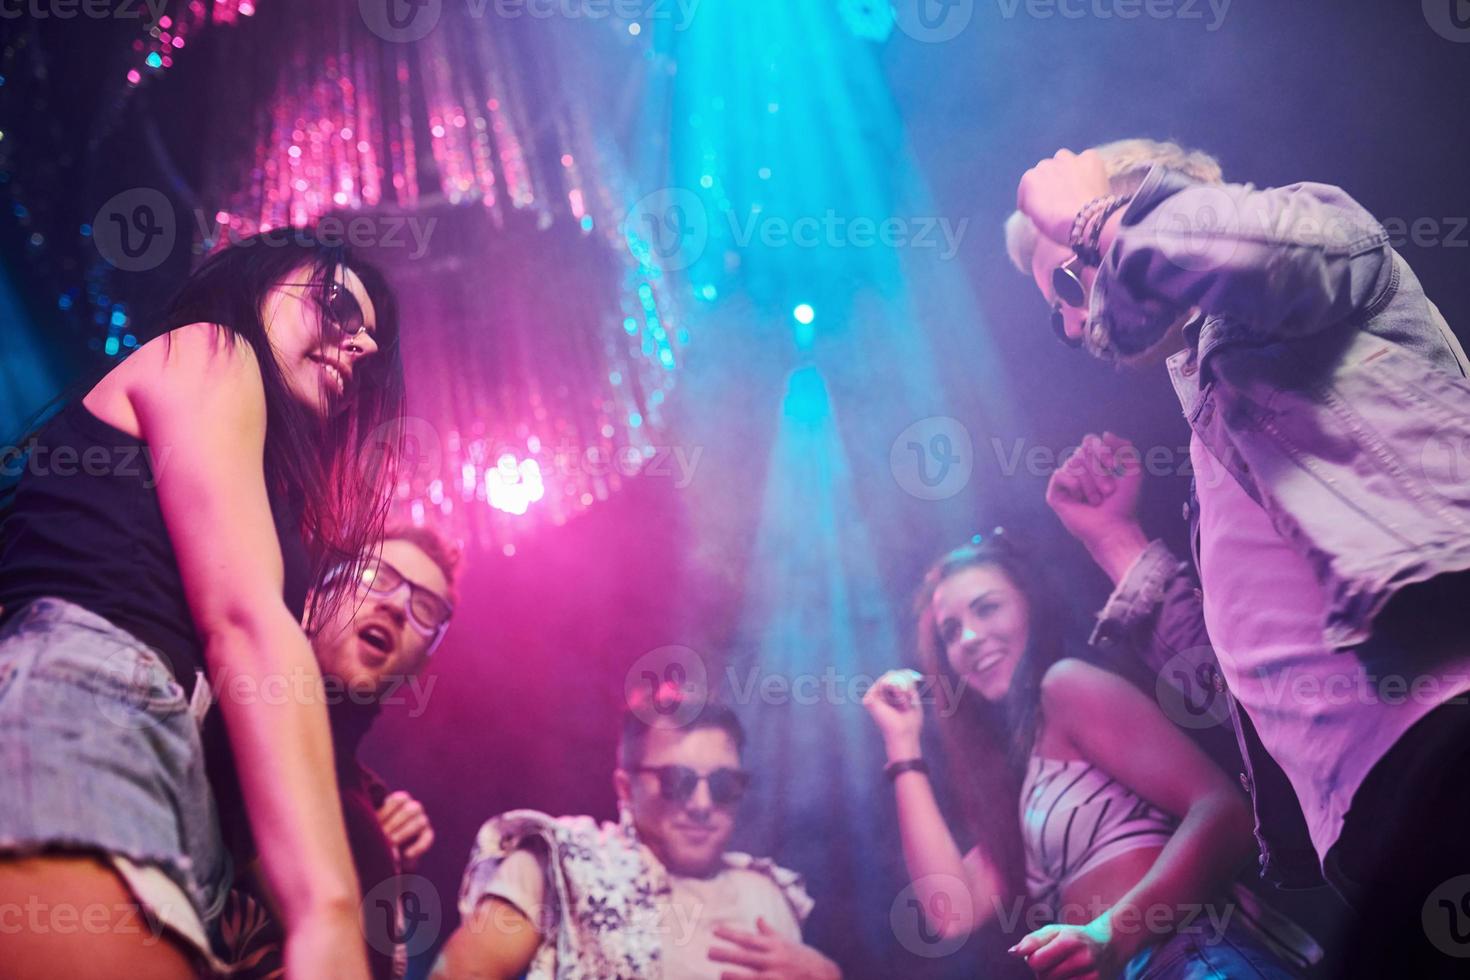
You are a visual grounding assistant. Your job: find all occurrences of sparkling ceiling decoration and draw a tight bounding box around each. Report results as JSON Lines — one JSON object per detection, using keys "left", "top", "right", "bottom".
{"left": 124, "top": 0, "right": 256, "bottom": 89}
{"left": 180, "top": 2, "right": 686, "bottom": 552}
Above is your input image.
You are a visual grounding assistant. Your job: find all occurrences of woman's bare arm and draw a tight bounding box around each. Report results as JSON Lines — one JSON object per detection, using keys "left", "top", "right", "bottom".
{"left": 1039, "top": 659, "right": 1253, "bottom": 963}
{"left": 864, "top": 670, "right": 1006, "bottom": 938}
{"left": 128, "top": 323, "right": 370, "bottom": 979}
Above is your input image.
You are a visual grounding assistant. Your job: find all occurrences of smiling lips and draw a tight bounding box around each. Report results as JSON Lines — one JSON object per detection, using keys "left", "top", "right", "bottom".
{"left": 675, "top": 824, "right": 715, "bottom": 843}
{"left": 312, "top": 356, "right": 350, "bottom": 397}
{"left": 968, "top": 649, "right": 1007, "bottom": 679}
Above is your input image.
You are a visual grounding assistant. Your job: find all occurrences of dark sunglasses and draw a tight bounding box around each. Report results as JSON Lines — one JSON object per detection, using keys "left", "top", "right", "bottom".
{"left": 634, "top": 765, "right": 751, "bottom": 807}
{"left": 280, "top": 275, "right": 375, "bottom": 343}
{"left": 1049, "top": 254, "right": 1086, "bottom": 349}
{"left": 324, "top": 558, "right": 454, "bottom": 651}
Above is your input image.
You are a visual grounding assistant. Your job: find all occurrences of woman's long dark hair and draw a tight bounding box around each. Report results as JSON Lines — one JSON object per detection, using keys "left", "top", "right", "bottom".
{"left": 154, "top": 228, "right": 406, "bottom": 623}
{"left": 912, "top": 531, "right": 1070, "bottom": 903}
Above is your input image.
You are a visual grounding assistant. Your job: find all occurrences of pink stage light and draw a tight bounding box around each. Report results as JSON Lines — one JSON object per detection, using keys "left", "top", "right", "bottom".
{"left": 487, "top": 456, "right": 547, "bottom": 517}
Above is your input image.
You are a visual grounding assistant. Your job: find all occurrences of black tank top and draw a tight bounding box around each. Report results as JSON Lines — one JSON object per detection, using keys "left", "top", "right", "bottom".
{"left": 0, "top": 400, "right": 312, "bottom": 694}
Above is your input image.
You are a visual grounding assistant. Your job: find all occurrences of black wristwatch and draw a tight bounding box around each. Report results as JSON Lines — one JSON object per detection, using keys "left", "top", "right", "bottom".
{"left": 884, "top": 758, "right": 930, "bottom": 781}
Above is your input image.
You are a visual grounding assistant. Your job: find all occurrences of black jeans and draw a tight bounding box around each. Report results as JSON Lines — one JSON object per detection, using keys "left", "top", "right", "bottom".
{"left": 1324, "top": 696, "right": 1470, "bottom": 978}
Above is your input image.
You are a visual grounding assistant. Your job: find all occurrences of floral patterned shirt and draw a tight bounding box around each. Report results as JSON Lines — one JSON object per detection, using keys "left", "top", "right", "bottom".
{"left": 458, "top": 810, "right": 815, "bottom": 980}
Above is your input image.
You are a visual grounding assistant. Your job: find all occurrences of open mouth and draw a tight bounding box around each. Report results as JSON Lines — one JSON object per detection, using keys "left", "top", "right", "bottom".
{"left": 358, "top": 623, "right": 394, "bottom": 657}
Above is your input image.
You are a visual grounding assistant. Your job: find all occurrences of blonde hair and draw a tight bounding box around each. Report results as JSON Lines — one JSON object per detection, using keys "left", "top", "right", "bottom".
{"left": 1004, "top": 138, "right": 1225, "bottom": 275}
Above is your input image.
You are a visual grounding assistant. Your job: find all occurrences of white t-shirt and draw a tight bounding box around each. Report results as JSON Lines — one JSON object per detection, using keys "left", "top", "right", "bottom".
{"left": 485, "top": 846, "right": 803, "bottom": 980}
{"left": 1191, "top": 434, "right": 1470, "bottom": 863}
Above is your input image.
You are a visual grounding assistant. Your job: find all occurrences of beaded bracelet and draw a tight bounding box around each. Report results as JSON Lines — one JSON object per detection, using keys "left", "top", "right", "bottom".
{"left": 1071, "top": 193, "right": 1133, "bottom": 266}
{"left": 1069, "top": 194, "right": 1116, "bottom": 264}
{"left": 1081, "top": 194, "right": 1133, "bottom": 265}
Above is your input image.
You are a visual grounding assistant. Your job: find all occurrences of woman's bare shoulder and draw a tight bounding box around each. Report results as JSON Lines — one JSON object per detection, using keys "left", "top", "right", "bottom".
{"left": 85, "top": 323, "right": 262, "bottom": 438}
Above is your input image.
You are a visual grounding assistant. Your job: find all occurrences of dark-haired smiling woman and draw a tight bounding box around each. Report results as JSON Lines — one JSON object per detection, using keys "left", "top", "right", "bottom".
{"left": 0, "top": 230, "right": 404, "bottom": 979}
{"left": 864, "top": 530, "right": 1315, "bottom": 979}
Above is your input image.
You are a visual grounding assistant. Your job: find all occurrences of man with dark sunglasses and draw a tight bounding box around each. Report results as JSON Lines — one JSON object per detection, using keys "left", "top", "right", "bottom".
{"left": 433, "top": 685, "right": 841, "bottom": 980}
{"left": 1007, "top": 139, "right": 1470, "bottom": 976}
{"left": 217, "top": 523, "right": 459, "bottom": 980}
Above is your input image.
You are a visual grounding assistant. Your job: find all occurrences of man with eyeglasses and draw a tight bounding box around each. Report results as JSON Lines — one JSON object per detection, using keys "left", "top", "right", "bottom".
{"left": 431, "top": 684, "right": 841, "bottom": 980}
{"left": 217, "top": 523, "right": 459, "bottom": 980}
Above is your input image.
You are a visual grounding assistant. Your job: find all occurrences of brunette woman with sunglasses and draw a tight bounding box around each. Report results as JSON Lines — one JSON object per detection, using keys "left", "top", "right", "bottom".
{"left": 0, "top": 230, "right": 405, "bottom": 979}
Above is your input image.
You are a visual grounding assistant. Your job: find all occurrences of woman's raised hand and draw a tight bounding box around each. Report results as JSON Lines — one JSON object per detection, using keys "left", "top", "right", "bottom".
{"left": 863, "top": 668, "right": 927, "bottom": 760}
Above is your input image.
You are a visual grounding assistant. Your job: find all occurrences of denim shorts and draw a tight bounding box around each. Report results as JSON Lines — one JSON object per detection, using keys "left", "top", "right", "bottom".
{"left": 0, "top": 597, "right": 231, "bottom": 964}
{"left": 1122, "top": 919, "right": 1303, "bottom": 980}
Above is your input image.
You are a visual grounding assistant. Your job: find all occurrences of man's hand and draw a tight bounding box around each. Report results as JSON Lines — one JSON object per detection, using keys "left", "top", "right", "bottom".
{"left": 377, "top": 790, "right": 435, "bottom": 871}
{"left": 1045, "top": 432, "right": 1149, "bottom": 586}
{"left": 1009, "top": 917, "right": 1125, "bottom": 980}
{"left": 1046, "top": 432, "right": 1143, "bottom": 543}
{"left": 1016, "top": 148, "right": 1114, "bottom": 247}
{"left": 708, "top": 918, "right": 841, "bottom": 980}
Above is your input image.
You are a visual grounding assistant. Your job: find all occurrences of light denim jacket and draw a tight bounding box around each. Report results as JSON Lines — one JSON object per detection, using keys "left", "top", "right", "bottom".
{"left": 1084, "top": 166, "right": 1470, "bottom": 886}
{"left": 1090, "top": 542, "right": 1325, "bottom": 888}
{"left": 1090, "top": 165, "right": 1470, "bottom": 653}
